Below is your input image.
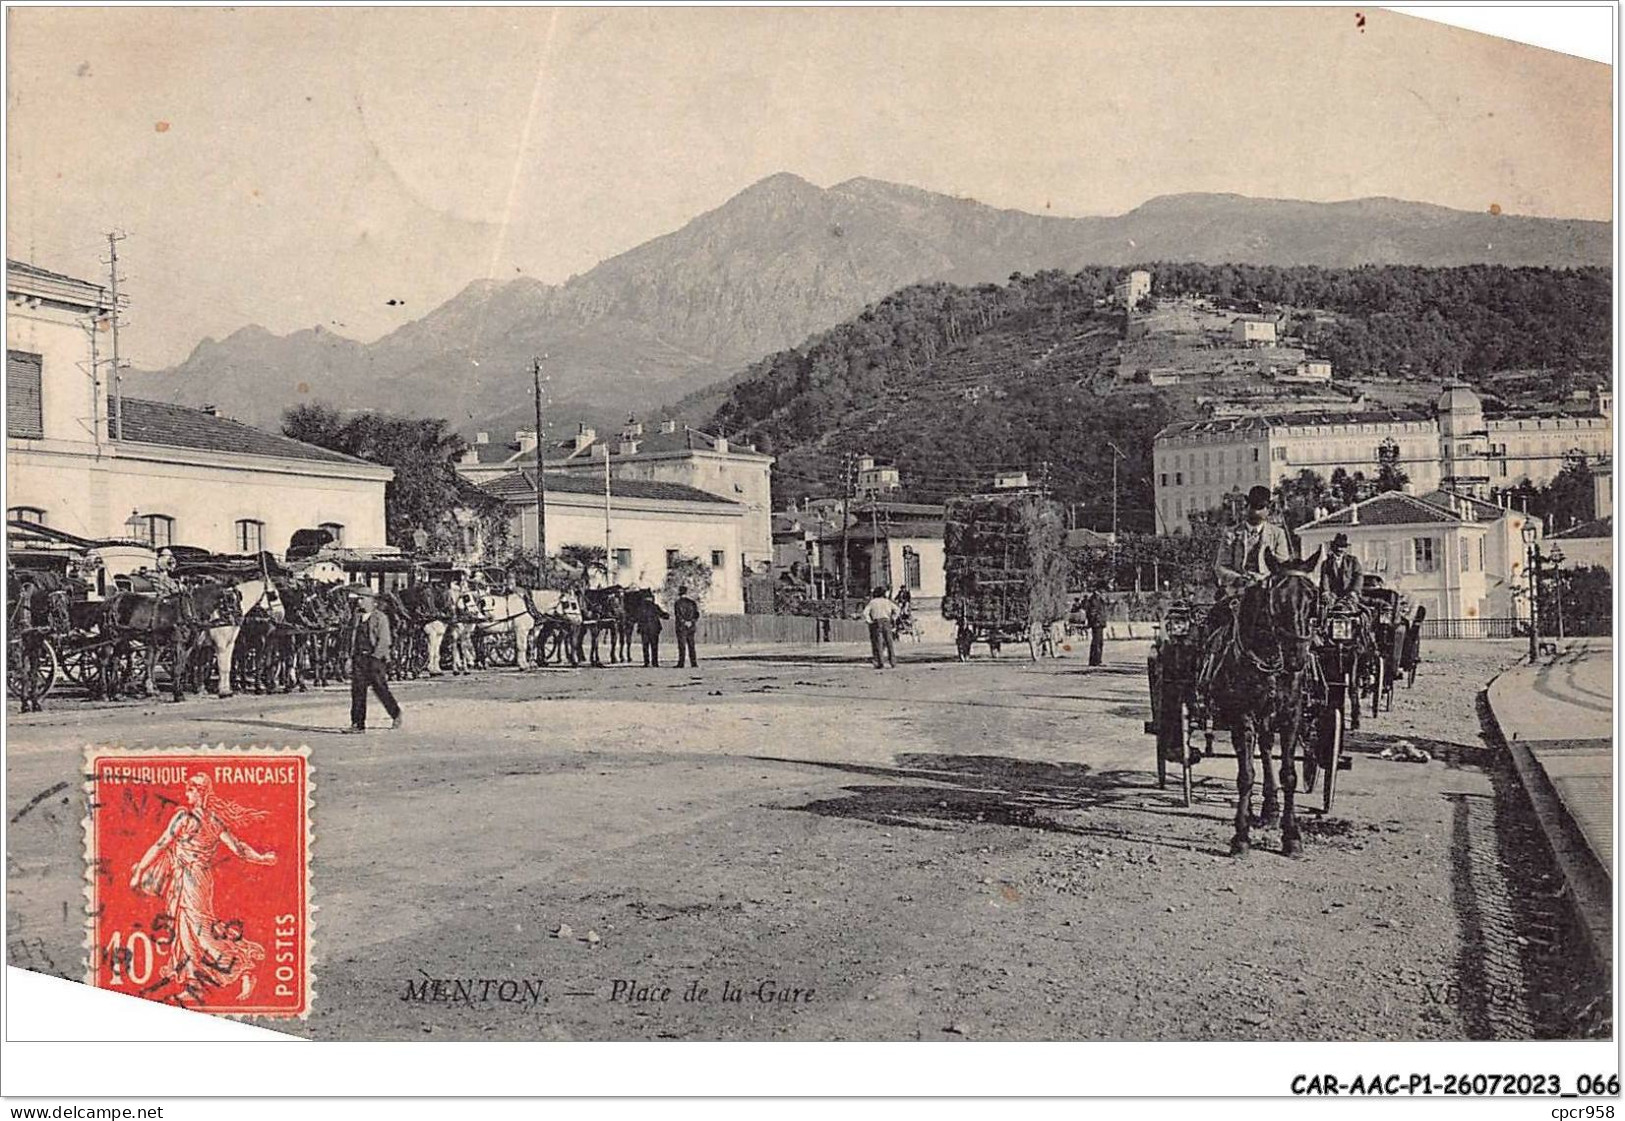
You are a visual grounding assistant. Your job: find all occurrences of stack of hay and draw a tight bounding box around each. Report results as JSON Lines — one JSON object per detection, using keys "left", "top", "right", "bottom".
{"left": 942, "top": 491, "right": 1070, "bottom": 629}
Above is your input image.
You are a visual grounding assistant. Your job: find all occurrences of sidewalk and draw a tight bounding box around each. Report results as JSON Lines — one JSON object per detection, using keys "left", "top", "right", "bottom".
{"left": 1485, "top": 639, "right": 1614, "bottom": 973}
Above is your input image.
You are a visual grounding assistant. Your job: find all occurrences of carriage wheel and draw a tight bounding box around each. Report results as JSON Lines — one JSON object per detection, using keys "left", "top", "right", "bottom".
{"left": 1148, "top": 655, "right": 1167, "bottom": 789}
{"left": 7, "top": 636, "right": 59, "bottom": 700}
{"left": 487, "top": 632, "right": 517, "bottom": 668}
{"left": 1370, "top": 657, "right": 1384, "bottom": 720}
{"left": 1348, "top": 655, "right": 1362, "bottom": 731}
{"left": 1319, "top": 700, "right": 1343, "bottom": 814}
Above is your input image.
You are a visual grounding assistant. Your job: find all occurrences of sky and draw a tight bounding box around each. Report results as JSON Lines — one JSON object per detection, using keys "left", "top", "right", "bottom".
{"left": 5, "top": 6, "right": 1613, "bottom": 367}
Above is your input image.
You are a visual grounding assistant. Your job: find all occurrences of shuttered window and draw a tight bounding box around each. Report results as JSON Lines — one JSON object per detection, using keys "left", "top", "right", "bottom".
{"left": 7, "top": 350, "right": 44, "bottom": 439}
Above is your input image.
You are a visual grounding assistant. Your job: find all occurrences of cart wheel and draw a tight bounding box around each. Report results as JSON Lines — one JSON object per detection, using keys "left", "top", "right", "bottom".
{"left": 1320, "top": 701, "right": 1343, "bottom": 814}
{"left": 1349, "top": 657, "right": 1362, "bottom": 731}
{"left": 1180, "top": 734, "right": 1194, "bottom": 808}
{"left": 1370, "top": 657, "right": 1383, "bottom": 720}
{"left": 1157, "top": 670, "right": 1187, "bottom": 801}
{"left": 8, "top": 636, "right": 59, "bottom": 699}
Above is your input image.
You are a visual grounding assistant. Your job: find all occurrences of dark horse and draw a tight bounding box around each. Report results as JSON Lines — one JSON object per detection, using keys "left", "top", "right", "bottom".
{"left": 581, "top": 586, "right": 627, "bottom": 666}
{"left": 8, "top": 572, "right": 70, "bottom": 712}
{"left": 102, "top": 582, "right": 241, "bottom": 702}
{"left": 1206, "top": 547, "right": 1323, "bottom": 857}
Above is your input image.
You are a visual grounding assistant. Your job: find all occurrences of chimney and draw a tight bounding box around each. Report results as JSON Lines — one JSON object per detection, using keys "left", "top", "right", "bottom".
{"left": 590, "top": 443, "right": 609, "bottom": 460}
{"left": 459, "top": 447, "right": 479, "bottom": 465}
{"left": 573, "top": 424, "right": 596, "bottom": 452}
{"left": 201, "top": 404, "right": 218, "bottom": 416}
{"left": 714, "top": 436, "right": 729, "bottom": 454}
{"left": 660, "top": 419, "right": 679, "bottom": 435}
{"left": 1349, "top": 504, "right": 1359, "bottom": 527}
{"left": 622, "top": 415, "right": 643, "bottom": 439}
{"left": 515, "top": 429, "right": 538, "bottom": 454}
{"left": 617, "top": 439, "right": 640, "bottom": 456}
{"left": 475, "top": 431, "right": 489, "bottom": 445}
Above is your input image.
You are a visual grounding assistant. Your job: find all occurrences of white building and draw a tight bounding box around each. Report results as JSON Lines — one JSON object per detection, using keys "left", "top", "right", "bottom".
{"left": 479, "top": 470, "right": 749, "bottom": 613}
{"left": 6, "top": 260, "right": 390, "bottom": 554}
{"left": 1297, "top": 489, "right": 1542, "bottom": 622}
{"left": 458, "top": 417, "right": 774, "bottom": 572}
{"left": 855, "top": 455, "right": 901, "bottom": 499}
{"left": 1277, "top": 359, "right": 1332, "bottom": 383}
{"left": 1114, "top": 269, "right": 1152, "bottom": 309}
{"left": 1231, "top": 317, "right": 1277, "bottom": 346}
{"left": 1153, "top": 383, "right": 1614, "bottom": 533}
{"left": 1549, "top": 517, "right": 1612, "bottom": 575}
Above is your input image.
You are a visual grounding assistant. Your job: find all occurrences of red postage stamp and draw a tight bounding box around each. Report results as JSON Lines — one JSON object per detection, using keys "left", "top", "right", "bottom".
{"left": 83, "top": 745, "right": 313, "bottom": 1018}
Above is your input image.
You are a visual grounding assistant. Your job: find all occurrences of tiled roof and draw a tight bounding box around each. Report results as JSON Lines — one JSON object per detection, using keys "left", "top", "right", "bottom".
{"left": 480, "top": 470, "right": 740, "bottom": 507}
{"left": 109, "top": 398, "right": 381, "bottom": 468}
{"left": 7, "top": 259, "right": 101, "bottom": 287}
{"left": 1301, "top": 491, "right": 1466, "bottom": 529}
{"left": 1553, "top": 517, "right": 1613, "bottom": 541}
{"left": 1419, "top": 489, "right": 1512, "bottom": 522}
{"left": 478, "top": 425, "right": 770, "bottom": 467}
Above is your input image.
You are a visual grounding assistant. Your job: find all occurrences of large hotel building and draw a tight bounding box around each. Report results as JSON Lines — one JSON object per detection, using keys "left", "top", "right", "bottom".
{"left": 1152, "top": 383, "right": 1612, "bottom": 533}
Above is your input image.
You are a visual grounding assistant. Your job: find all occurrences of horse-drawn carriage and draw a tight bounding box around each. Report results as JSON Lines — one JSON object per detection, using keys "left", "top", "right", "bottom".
{"left": 1143, "top": 549, "right": 1427, "bottom": 854}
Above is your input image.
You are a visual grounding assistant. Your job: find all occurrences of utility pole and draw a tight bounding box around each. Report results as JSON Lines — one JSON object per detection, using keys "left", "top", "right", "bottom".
{"left": 531, "top": 355, "right": 548, "bottom": 562}
{"left": 603, "top": 444, "right": 613, "bottom": 581}
{"left": 106, "top": 232, "right": 126, "bottom": 439}
{"left": 840, "top": 451, "right": 854, "bottom": 617}
{"left": 1107, "top": 440, "right": 1127, "bottom": 589}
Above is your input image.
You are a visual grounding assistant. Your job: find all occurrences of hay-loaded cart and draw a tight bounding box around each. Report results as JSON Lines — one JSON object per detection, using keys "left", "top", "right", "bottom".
{"left": 941, "top": 490, "right": 1070, "bottom": 662}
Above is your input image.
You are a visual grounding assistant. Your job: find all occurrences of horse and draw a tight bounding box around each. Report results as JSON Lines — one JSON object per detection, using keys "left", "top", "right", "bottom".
{"left": 476, "top": 587, "right": 538, "bottom": 670}
{"left": 515, "top": 587, "right": 582, "bottom": 667}
{"left": 99, "top": 588, "right": 204, "bottom": 702}
{"left": 401, "top": 582, "right": 455, "bottom": 675}
{"left": 580, "top": 586, "right": 627, "bottom": 666}
{"left": 8, "top": 572, "right": 70, "bottom": 712}
{"left": 1204, "top": 547, "right": 1323, "bottom": 857}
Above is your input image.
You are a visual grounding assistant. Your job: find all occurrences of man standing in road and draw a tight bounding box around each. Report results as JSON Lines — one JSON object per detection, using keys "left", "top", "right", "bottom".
{"left": 673, "top": 584, "right": 701, "bottom": 669}
{"left": 1084, "top": 588, "right": 1109, "bottom": 667}
{"left": 637, "top": 592, "right": 669, "bottom": 667}
{"left": 862, "top": 585, "right": 898, "bottom": 669}
{"left": 345, "top": 586, "right": 402, "bottom": 733}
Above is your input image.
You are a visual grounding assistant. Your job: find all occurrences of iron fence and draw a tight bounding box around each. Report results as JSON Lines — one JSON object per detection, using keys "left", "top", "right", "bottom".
{"left": 1419, "top": 616, "right": 1521, "bottom": 640}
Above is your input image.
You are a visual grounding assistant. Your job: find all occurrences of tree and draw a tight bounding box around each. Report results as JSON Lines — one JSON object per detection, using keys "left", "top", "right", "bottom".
{"left": 557, "top": 543, "right": 608, "bottom": 576}
{"left": 282, "top": 403, "right": 485, "bottom": 554}
{"left": 1274, "top": 469, "right": 1331, "bottom": 530}
{"left": 1540, "top": 457, "right": 1595, "bottom": 532}
{"left": 662, "top": 553, "right": 712, "bottom": 608}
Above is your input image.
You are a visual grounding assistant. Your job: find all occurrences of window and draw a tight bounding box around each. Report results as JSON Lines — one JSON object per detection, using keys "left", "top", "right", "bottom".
{"left": 1160, "top": 473, "right": 1168, "bottom": 487}
{"left": 1175, "top": 472, "right": 1184, "bottom": 486}
{"left": 615, "top": 547, "right": 632, "bottom": 569}
{"left": 1412, "top": 537, "right": 1436, "bottom": 573}
{"left": 1252, "top": 448, "right": 1260, "bottom": 462}
{"left": 7, "top": 350, "right": 43, "bottom": 439}
{"left": 132, "top": 514, "right": 174, "bottom": 549}
{"left": 1479, "top": 538, "right": 1486, "bottom": 571}
{"left": 903, "top": 546, "right": 922, "bottom": 590}
{"left": 666, "top": 548, "right": 679, "bottom": 567}
{"left": 318, "top": 522, "right": 345, "bottom": 545}
{"left": 1272, "top": 447, "right": 1288, "bottom": 462}
{"left": 1461, "top": 541, "right": 1470, "bottom": 572}
{"left": 710, "top": 550, "right": 725, "bottom": 569}
{"left": 235, "top": 519, "right": 265, "bottom": 553}
{"left": 8, "top": 506, "right": 45, "bottom": 525}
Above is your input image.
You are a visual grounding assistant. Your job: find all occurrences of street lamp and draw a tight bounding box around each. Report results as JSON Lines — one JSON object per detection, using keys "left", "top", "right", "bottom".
{"left": 124, "top": 509, "right": 146, "bottom": 545}
{"left": 1521, "top": 523, "right": 1539, "bottom": 662}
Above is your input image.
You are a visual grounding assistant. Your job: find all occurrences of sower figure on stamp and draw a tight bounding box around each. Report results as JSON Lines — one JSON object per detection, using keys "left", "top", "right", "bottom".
{"left": 345, "top": 585, "right": 402, "bottom": 732}
{"left": 128, "top": 773, "right": 277, "bottom": 1002}
{"left": 673, "top": 584, "right": 701, "bottom": 668}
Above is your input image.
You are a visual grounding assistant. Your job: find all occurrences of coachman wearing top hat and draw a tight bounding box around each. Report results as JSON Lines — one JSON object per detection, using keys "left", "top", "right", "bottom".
{"left": 1320, "top": 531, "right": 1364, "bottom": 612}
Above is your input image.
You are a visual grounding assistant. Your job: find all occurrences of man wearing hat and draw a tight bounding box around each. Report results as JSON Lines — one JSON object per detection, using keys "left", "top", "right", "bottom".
{"left": 1320, "top": 532, "right": 1365, "bottom": 612}
{"left": 672, "top": 584, "right": 701, "bottom": 669}
{"left": 1214, "top": 485, "right": 1294, "bottom": 593}
{"left": 345, "top": 585, "right": 402, "bottom": 733}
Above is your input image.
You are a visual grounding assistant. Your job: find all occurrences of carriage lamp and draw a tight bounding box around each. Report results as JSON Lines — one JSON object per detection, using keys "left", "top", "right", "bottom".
{"left": 1329, "top": 616, "right": 1354, "bottom": 641}
{"left": 124, "top": 510, "right": 146, "bottom": 543}
{"left": 1165, "top": 616, "right": 1189, "bottom": 637}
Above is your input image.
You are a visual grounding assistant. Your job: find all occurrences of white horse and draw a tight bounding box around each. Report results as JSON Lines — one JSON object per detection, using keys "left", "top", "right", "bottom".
{"left": 202, "top": 576, "right": 282, "bottom": 698}
{"left": 477, "top": 589, "right": 540, "bottom": 670}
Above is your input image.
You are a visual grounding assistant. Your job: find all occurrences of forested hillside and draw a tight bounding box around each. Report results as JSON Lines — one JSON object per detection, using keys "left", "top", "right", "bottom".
{"left": 710, "top": 264, "right": 1612, "bottom": 532}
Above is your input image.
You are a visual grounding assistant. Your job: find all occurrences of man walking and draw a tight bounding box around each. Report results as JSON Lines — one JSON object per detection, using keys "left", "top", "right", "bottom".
{"left": 345, "top": 586, "right": 402, "bottom": 733}
{"left": 673, "top": 584, "right": 701, "bottom": 668}
{"left": 862, "top": 585, "right": 898, "bottom": 669}
{"left": 1084, "top": 589, "right": 1109, "bottom": 667}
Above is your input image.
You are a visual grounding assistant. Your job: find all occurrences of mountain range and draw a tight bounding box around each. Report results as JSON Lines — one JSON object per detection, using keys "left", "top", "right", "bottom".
{"left": 124, "top": 173, "right": 1611, "bottom": 437}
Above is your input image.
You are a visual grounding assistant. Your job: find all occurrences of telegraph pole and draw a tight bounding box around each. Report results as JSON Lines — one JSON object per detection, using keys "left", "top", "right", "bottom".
{"left": 106, "top": 232, "right": 126, "bottom": 439}
{"left": 1107, "top": 440, "right": 1127, "bottom": 588}
{"left": 603, "top": 445, "right": 613, "bottom": 580}
{"left": 531, "top": 356, "right": 548, "bottom": 562}
{"left": 840, "top": 451, "right": 854, "bottom": 616}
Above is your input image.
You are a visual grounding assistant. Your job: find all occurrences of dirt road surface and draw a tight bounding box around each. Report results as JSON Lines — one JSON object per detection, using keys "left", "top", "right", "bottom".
{"left": 6, "top": 638, "right": 1608, "bottom": 1041}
